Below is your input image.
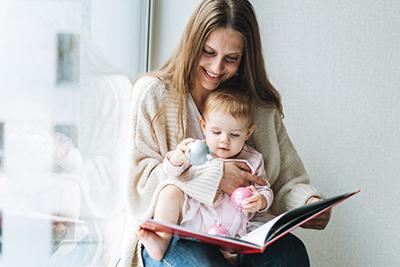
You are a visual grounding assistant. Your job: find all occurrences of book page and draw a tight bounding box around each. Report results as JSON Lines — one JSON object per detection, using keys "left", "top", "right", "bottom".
{"left": 240, "top": 190, "right": 360, "bottom": 247}
{"left": 240, "top": 213, "right": 284, "bottom": 246}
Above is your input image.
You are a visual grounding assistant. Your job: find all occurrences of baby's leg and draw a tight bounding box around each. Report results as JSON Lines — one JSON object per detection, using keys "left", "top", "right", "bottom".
{"left": 138, "top": 184, "right": 184, "bottom": 261}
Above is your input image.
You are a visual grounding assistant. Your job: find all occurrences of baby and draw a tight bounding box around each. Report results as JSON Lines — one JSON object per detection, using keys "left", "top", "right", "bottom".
{"left": 138, "top": 89, "right": 273, "bottom": 261}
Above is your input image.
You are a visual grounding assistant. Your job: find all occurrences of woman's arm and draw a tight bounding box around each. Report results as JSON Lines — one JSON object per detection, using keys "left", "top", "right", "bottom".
{"left": 272, "top": 111, "right": 322, "bottom": 213}
{"left": 130, "top": 77, "right": 171, "bottom": 218}
{"left": 252, "top": 107, "right": 321, "bottom": 215}
{"left": 273, "top": 111, "right": 331, "bottom": 229}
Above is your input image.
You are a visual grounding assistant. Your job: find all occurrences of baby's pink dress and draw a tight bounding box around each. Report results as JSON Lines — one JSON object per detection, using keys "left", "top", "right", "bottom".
{"left": 163, "top": 145, "right": 273, "bottom": 237}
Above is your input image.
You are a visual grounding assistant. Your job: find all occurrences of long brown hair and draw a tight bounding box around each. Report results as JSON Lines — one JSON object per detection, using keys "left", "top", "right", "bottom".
{"left": 151, "top": 0, "right": 282, "bottom": 142}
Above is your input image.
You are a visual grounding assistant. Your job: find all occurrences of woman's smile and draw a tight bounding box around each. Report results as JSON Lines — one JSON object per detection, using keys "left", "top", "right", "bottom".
{"left": 202, "top": 67, "right": 224, "bottom": 82}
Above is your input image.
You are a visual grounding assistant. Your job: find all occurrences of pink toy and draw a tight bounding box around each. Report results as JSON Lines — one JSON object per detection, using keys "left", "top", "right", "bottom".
{"left": 207, "top": 221, "right": 230, "bottom": 237}
{"left": 230, "top": 187, "right": 253, "bottom": 210}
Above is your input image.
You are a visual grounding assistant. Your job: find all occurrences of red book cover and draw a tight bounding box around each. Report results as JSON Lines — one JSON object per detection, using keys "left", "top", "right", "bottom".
{"left": 140, "top": 189, "right": 360, "bottom": 254}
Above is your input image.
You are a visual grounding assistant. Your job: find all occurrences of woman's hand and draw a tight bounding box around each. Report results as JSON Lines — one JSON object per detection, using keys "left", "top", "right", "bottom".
{"left": 220, "top": 162, "right": 267, "bottom": 195}
{"left": 242, "top": 185, "right": 267, "bottom": 213}
{"left": 301, "top": 196, "right": 331, "bottom": 230}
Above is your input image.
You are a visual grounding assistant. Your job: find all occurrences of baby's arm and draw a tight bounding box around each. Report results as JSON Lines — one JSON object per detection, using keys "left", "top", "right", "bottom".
{"left": 242, "top": 158, "right": 273, "bottom": 213}
{"left": 162, "top": 138, "right": 194, "bottom": 177}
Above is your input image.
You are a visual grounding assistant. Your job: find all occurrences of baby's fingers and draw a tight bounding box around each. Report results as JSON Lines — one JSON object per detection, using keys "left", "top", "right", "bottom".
{"left": 181, "top": 138, "right": 194, "bottom": 145}
{"left": 243, "top": 195, "right": 258, "bottom": 204}
{"left": 242, "top": 201, "right": 257, "bottom": 213}
{"left": 246, "top": 185, "right": 257, "bottom": 193}
{"left": 178, "top": 138, "right": 194, "bottom": 151}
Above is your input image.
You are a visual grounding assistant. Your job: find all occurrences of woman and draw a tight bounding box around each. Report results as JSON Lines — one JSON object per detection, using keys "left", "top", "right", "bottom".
{"left": 129, "top": 0, "right": 330, "bottom": 266}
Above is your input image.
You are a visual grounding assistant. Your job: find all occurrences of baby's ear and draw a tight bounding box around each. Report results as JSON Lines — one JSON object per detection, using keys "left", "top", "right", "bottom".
{"left": 199, "top": 117, "right": 206, "bottom": 131}
{"left": 246, "top": 124, "right": 256, "bottom": 140}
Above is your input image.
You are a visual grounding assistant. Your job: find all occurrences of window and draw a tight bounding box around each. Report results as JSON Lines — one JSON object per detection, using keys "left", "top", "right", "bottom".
{"left": 53, "top": 124, "right": 78, "bottom": 173}
{"left": 0, "top": 0, "right": 150, "bottom": 265}
{"left": 53, "top": 124, "right": 78, "bottom": 147}
{"left": 0, "top": 123, "right": 3, "bottom": 170}
{"left": 56, "top": 33, "right": 80, "bottom": 85}
{"left": 0, "top": 210, "right": 2, "bottom": 255}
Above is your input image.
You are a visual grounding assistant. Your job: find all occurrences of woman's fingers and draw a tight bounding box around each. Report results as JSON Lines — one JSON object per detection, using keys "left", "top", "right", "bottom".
{"left": 220, "top": 162, "right": 267, "bottom": 194}
{"left": 234, "top": 161, "right": 251, "bottom": 172}
{"left": 243, "top": 172, "right": 267, "bottom": 186}
{"left": 301, "top": 209, "right": 331, "bottom": 230}
{"left": 219, "top": 179, "right": 236, "bottom": 194}
{"left": 220, "top": 162, "right": 244, "bottom": 194}
{"left": 233, "top": 162, "right": 267, "bottom": 186}
{"left": 234, "top": 162, "right": 265, "bottom": 185}
{"left": 302, "top": 219, "right": 328, "bottom": 230}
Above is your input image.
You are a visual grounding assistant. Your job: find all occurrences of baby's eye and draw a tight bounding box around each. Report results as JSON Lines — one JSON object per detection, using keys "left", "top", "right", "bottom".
{"left": 230, "top": 133, "right": 240, "bottom": 138}
{"left": 212, "top": 131, "right": 221, "bottom": 135}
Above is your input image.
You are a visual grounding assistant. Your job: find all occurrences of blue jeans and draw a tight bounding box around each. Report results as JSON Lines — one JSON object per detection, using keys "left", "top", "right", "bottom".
{"left": 141, "top": 233, "right": 310, "bottom": 267}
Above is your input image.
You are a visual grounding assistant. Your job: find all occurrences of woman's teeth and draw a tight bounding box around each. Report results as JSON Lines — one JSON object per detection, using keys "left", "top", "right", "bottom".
{"left": 206, "top": 70, "right": 220, "bottom": 78}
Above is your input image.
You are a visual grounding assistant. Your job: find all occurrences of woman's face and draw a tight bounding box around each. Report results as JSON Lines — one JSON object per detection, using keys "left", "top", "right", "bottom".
{"left": 195, "top": 27, "right": 243, "bottom": 93}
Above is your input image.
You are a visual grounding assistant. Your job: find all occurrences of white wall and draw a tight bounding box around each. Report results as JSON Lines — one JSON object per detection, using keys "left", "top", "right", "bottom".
{"left": 150, "top": 0, "right": 196, "bottom": 69}
{"left": 151, "top": 0, "right": 400, "bottom": 266}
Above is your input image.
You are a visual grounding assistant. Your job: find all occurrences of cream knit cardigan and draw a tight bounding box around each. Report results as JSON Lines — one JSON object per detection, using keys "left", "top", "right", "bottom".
{"left": 127, "top": 76, "right": 320, "bottom": 267}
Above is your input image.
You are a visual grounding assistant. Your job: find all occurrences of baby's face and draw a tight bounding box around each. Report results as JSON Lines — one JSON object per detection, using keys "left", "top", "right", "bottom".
{"left": 202, "top": 111, "right": 253, "bottom": 159}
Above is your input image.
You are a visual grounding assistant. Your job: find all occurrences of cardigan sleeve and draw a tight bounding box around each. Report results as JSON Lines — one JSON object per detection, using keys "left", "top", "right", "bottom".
{"left": 251, "top": 106, "right": 321, "bottom": 215}
{"left": 129, "top": 76, "right": 223, "bottom": 220}
{"left": 129, "top": 76, "right": 170, "bottom": 219}
{"left": 270, "top": 110, "right": 321, "bottom": 214}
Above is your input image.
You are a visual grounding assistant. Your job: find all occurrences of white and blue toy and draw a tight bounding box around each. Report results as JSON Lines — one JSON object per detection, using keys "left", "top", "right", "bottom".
{"left": 187, "top": 139, "right": 212, "bottom": 165}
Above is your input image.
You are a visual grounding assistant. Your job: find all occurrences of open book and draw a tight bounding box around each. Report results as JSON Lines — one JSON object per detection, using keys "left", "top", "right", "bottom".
{"left": 140, "top": 189, "right": 360, "bottom": 254}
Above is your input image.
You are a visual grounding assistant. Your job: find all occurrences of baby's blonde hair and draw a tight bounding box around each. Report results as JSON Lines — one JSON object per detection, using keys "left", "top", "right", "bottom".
{"left": 203, "top": 89, "right": 254, "bottom": 125}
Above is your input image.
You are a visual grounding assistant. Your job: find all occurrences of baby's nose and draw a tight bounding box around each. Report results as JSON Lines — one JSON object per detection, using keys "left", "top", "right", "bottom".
{"left": 220, "top": 135, "right": 229, "bottom": 145}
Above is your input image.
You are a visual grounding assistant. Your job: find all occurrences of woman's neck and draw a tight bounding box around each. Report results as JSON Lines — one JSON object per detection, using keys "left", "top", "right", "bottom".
{"left": 190, "top": 87, "right": 211, "bottom": 115}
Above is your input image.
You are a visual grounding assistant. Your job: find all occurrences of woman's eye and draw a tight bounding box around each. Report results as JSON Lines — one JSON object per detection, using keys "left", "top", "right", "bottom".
{"left": 203, "top": 49, "right": 215, "bottom": 56}
{"left": 225, "top": 56, "right": 240, "bottom": 63}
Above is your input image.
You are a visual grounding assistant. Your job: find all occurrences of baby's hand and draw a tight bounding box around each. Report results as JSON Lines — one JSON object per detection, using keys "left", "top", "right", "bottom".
{"left": 169, "top": 138, "right": 194, "bottom": 166}
{"left": 241, "top": 185, "right": 267, "bottom": 213}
